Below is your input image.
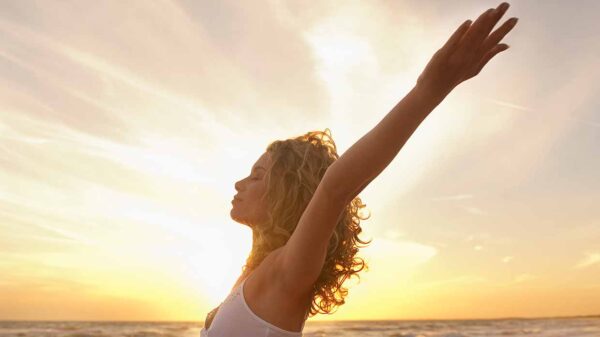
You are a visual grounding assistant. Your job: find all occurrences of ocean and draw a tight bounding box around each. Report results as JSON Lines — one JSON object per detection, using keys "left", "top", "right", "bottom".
{"left": 0, "top": 317, "right": 598, "bottom": 337}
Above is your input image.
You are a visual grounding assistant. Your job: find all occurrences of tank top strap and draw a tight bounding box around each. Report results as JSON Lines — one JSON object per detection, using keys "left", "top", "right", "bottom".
{"left": 238, "top": 277, "right": 249, "bottom": 292}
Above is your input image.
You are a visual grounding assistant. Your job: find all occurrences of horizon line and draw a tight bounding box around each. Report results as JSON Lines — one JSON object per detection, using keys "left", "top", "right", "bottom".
{"left": 1, "top": 314, "right": 599, "bottom": 323}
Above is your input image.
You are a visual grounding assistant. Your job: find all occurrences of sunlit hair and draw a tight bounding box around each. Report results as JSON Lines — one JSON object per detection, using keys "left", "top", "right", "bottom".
{"left": 242, "top": 128, "right": 372, "bottom": 317}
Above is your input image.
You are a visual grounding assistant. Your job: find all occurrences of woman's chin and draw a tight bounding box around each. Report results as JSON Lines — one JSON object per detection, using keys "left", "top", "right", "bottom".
{"left": 229, "top": 210, "right": 244, "bottom": 224}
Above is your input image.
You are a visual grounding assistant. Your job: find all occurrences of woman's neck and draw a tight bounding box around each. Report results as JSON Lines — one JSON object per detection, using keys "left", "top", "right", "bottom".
{"left": 251, "top": 229, "right": 260, "bottom": 251}
{"left": 240, "top": 230, "right": 260, "bottom": 277}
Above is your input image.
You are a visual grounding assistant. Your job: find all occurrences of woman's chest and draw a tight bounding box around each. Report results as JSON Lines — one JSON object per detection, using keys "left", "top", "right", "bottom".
{"left": 204, "top": 247, "right": 309, "bottom": 332}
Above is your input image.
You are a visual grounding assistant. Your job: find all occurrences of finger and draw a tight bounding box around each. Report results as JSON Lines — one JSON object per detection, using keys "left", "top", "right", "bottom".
{"left": 471, "top": 43, "right": 510, "bottom": 77}
{"left": 476, "top": 3, "right": 512, "bottom": 47}
{"left": 437, "top": 19, "right": 473, "bottom": 57}
{"left": 493, "top": 2, "right": 511, "bottom": 19}
{"left": 458, "top": 6, "right": 507, "bottom": 56}
{"left": 479, "top": 17, "right": 518, "bottom": 54}
{"left": 494, "top": 1, "right": 510, "bottom": 12}
{"left": 454, "top": 8, "right": 494, "bottom": 60}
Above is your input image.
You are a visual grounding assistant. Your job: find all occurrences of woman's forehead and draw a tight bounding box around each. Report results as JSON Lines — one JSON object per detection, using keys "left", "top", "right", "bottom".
{"left": 253, "top": 152, "right": 271, "bottom": 169}
{"left": 258, "top": 152, "right": 271, "bottom": 164}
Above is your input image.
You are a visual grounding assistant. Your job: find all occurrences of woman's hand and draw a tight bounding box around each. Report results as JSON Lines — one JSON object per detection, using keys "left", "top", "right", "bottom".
{"left": 416, "top": 2, "right": 518, "bottom": 99}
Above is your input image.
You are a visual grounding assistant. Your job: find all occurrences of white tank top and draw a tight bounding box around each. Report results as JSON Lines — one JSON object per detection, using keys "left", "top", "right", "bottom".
{"left": 200, "top": 278, "right": 308, "bottom": 337}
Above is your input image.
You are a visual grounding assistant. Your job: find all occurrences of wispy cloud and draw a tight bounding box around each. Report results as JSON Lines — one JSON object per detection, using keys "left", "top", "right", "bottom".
{"left": 488, "top": 98, "right": 534, "bottom": 112}
{"left": 417, "top": 275, "right": 487, "bottom": 289}
{"left": 362, "top": 238, "right": 438, "bottom": 269}
{"left": 495, "top": 273, "right": 537, "bottom": 288}
{"left": 458, "top": 205, "right": 487, "bottom": 215}
{"left": 430, "top": 194, "right": 474, "bottom": 201}
{"left": 574, "top": 252, "right": 600, "bottom": 269}
{"left": 429, "top": 194, "right": 486, "bottom": 215}
{"left": 383, "top": 229, "right": 406, "bottom": 240}
{"left": 464, "top": 233, "right": 513, "bottom": 249}
{"left": 465, "top": 233, "right": 490, "bottom": 242}
{"left": 502, "top": 256, "right": 514, "bottom": 263}
{"left": 514, "top": 273, "right": 537, "bottom": 283}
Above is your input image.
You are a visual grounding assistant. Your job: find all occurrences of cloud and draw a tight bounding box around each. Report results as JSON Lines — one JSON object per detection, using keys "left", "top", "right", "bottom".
{"left": 494, "top": 273, "right": 537, "bottom": 288}
{"left": 465, "top": 233, "right": 491, "bottom": 242}
{"left": 463, "top": 233, "right": 514, "bottom": 247}
{"left": 430, "top": 194, "right": 474, "bottom": 201}
{"left": 574, "top": 252, "right": 600, "bottom": 269}
{"left": 488, "top": 98, "right": 534, "bottom": 112}
{"left": 502, "top": 256, "right": 514, "bottom": 263}
{"left": 514, "top": 273, "right": 537, "bottom": 283}
{"left": 417, "top": 275, "right": 487, "bottom": 289}
{"left": 459, "top": 205, "right": 487, "bottom": 215}
{"left": 362, "top": 238, "right": 438, "bottom": 269}
{"left": 429, "top": 195, "right": 486, "bottom": 215}
{"left": 383, "top": 229, "right": 406, "bottom": 240}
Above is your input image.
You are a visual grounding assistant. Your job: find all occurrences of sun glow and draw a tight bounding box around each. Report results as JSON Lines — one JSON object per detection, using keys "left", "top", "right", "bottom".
{"left": 1, "top": 0, "right": 599, "bottom": 322}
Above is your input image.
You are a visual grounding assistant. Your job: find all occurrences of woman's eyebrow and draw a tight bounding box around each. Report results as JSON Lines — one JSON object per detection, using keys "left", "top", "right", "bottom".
{"left": 253, "top": 166, "right": 266, "bottom": 172}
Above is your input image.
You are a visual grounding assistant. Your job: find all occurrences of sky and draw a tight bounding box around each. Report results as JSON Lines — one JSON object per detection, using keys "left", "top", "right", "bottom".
{"left": 0, "top": 0, "right": 599, "bottom": 322}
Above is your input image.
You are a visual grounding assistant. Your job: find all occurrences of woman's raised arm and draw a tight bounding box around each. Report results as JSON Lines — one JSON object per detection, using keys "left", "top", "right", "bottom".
{"left": 274, "top": 2, "right": 518, "bottom": 294}
{"left": 323, "top": 2, "right": 518, "bottom": 204}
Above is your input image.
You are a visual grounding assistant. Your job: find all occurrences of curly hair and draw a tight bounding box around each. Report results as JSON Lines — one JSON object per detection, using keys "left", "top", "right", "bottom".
{"left": 241, "top": 128, "right": 372, "bottom": 317}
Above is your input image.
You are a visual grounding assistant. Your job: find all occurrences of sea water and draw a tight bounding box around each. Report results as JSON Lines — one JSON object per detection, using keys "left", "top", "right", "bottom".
{"left": 0, "top": 317, "right": 598, "bottom": 337}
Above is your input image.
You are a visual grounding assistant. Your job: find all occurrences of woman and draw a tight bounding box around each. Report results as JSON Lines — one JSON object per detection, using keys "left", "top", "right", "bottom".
{"left": 201, "top": 2, "right": 518, "bottom": 336}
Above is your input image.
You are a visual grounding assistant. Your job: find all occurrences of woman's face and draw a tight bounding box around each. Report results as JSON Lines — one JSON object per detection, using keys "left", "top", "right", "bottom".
{"left": 231, "top": 152, "right": 272, "bottom": 229}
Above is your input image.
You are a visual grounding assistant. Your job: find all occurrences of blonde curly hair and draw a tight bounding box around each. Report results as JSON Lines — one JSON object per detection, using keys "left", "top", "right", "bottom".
{"left": 242, "top": 128, "right": 372, "bottom": 316}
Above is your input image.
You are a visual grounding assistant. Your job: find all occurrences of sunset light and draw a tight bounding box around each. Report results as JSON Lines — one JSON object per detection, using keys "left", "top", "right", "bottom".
{"left": 1, "top": 1, "right": 598, "bottom": 333}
